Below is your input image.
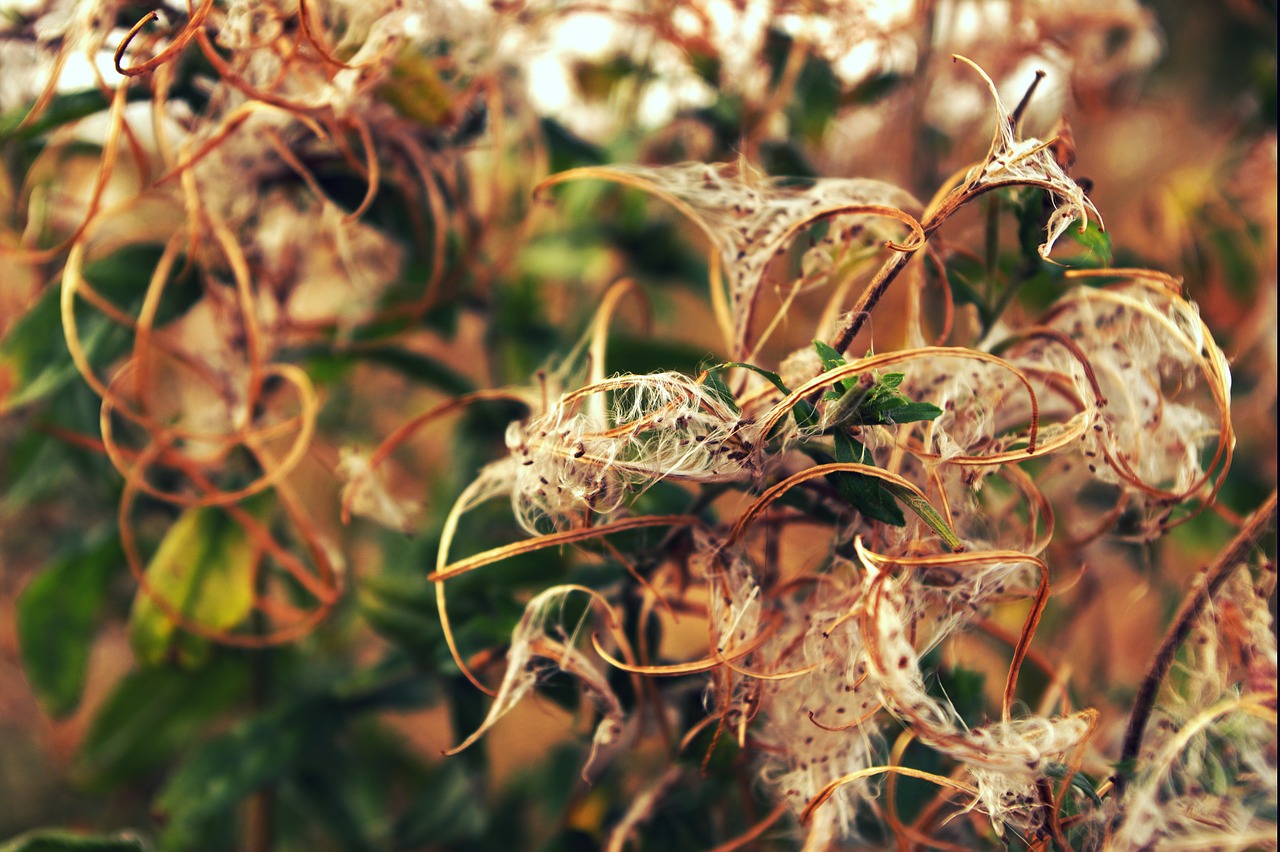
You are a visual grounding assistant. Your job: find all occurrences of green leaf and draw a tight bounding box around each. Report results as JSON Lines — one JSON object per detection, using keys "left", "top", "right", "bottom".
{"left": 155, "top": 700, "right": 340, "bottom": 848}
{"left": 811, "top": 339, "right": 846, "bottom": 372}
{"left": 935, "top": 662, "right": 987, "bottom": 728}
{"left": 128, "top": 502, "right": 262, "bottom": 667}
{"left": 74, "top": 657, "right": 247, "bottom": 786}
{"left": 697, "top": 365, "right": 739, "bottom": 413}
{"left": 842, "top": 72, "right": 904, "bottom": 105}
{"left": 826, "top": 432, "right": 962, "bottom": 548}
{"left": 0, "top": 830, "right": 145, "bottom": 852}
{"left": 279, "top": 771, "right": 379, "bottom": 852}
{"left": 881, "top": 482, "right": 965, "bottom": 552}
{"left": 944, "top": 254, "right": 988, "bottom": 315}
{"left": 0, "top": 245, "right": 197, "bottom": 414}
{"left": 1044, "top": 763, "right": 1104, "bottom": 808}
{"left": 540, "top": 117, "right": 607, "bottom": 173}
{"left": 710, "top": 362, "right": 791, "bottom": 397}
{"left": 1069, "top": 772, "right": 1105, "bottom": 808}
{"left": 759, "top": 140, "right": 818, "bottom": 180}
{"left": 812, "top": 339, "right": 850, "bottom": 398}
{"left": 829, "top": 432, "right": 905, "bottom": 526}
{"left": 823, "top": 381, "right": 870, "bottom": 422}
{"left": 0, "top": 88, "right": 149, "bottom": 142}
{"left": 0, "top": 281, "right": 123, "bottom": 414}
{"left": 1065, "top": 219, "right": 1113, "bottom": 266}
{"left": 786, "top": 46, "right": 841, "bottom": 143}
{"left": 375, "top": 51, "right": 455, "bottom": 127}
{"left": 874, "top": 401, "right": 943, "bottom": 425}
{"left": 825, "top": 369, "right": 942, "bottom": 429}
{"left": 572, "top": 55, "right": 640, "bottom": 101}
{"left": 17, "top": 532, "right": 122, "bottom": 717}
{"left": 359, "top": 577, "right": 443, "bottom": 663}
{"left": 606, "top": 336, "right": 714, "bottom": 377}
{"left": 391, "top": 759, "right": 485, "bottom": 848}
{"left": 876, "top": 373, "right": 905, "bottom": 390}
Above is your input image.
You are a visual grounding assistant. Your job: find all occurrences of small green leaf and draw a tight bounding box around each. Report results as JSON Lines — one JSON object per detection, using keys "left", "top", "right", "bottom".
{"left": 0, "top": 281, "right": 122, "bottom": 414}
{"left": 842, "top": 72, "right": 904, "bottom": 105}
{"left": 877, "top": 373, "right": 905, "bottom": 390}
{"left": 1068, "top": 772, "right": 1104, "bottom": 808}
{"left": 375, "top": 51, "right": 455, "bottom": 126}
{"left": 293, "top": 344, "right": 474, "bottom": 395}
{"left": 128, "top": 502, "right": 262, "bottom": 667}
{"left": 812, "top": 339, "right": 851, "bottom": 398}
{"left": 359, "top": 573, "right": 444, "bottom": 663}
{"left": 711, "top": 362, "right": 791, "bottom": 397}
{"left": 823, "top": 382, "right": 871, "bottom": 422}
{"left": 17, "top": 532, "right": 122, "bottom": 717}
{"left": 827, "top": 432, "right": 962, "bottom": 548}
{"left": 779, "top": 42, "right": 840, "bottom": 143}
{"left": 932, "top": 663, "right": 986, "bottom": 728}
{"left": 572, "top": 55, "right": 640, "bottom": 101}
{"left": 1066, "top": 219, "right": 1113, "bottom": 265}
{"left": 791, "top": 398, "right": 820, "bottom": 430}
{"left": 606, "top": 336, "right": 715, "bottom": 377}
{"left": 0, "top": 88, "right": 148, "bottom": 142}
{"left": 0, "top": 830, "right": 145, "bottom": 852}
{"left": 540, "top": 118, "right": 607, "bottom": 172}
{"left": 826, "top": 370, "right": 942, "bottom": 428}
{"left": 759, "top": 140, "right": 818, "bottom": 179}
{"left": 1045, "top": 763, "right": 1104, "bottom": 807}
{"left": 811, "top": 339, "right": 847, "bottom": 371}
{"left": 697, "top": 366, "right": 739, "bottom": 413}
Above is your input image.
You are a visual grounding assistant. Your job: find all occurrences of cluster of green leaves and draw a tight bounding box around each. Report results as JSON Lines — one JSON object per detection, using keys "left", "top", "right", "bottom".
{"left": 702, "top": 341, "right": 957, "bottom": 548}
{"left": 806, "top": 341, "right": 961, "bottom": 549}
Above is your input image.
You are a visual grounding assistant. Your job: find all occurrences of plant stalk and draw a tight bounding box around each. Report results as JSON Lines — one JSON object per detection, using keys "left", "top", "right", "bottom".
{"left": 1113, "top": 489, "right": 1277, "bottom": 796}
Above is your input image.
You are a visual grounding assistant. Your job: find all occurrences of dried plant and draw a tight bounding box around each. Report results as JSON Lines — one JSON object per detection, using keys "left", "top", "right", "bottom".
{"left": 0, "top": 2, "right": 1274, "bottom": 851}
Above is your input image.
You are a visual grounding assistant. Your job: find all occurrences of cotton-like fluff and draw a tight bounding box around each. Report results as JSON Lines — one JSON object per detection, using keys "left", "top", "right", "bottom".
{"left": 1034, "top": 281, "right": 1232, "bottom": 535}
{"left": 745, "top": 570, "right": 886, "bottom": 841}
{"left": 703, "top": 543, "right": 887, "bottom": 842}
{"left": 855, "top": 554, "right": 1095, "bottom": 836}
{"left": 949, "top": 57, "right": 1102, "bottom": 261}
{"left": 542, "top": 161, "right": 923, "bottom": 357}
{"left": 448, "top": 585, "right": 625, "bottom": 780}
{"left": 504, "top": 372, "right": 757, "bottom": 533}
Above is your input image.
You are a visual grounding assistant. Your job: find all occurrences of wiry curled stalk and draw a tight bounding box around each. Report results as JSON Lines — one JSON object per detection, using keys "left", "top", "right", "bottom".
{"left": 1114, "top": 489, "right": 1278, "bottom": 796}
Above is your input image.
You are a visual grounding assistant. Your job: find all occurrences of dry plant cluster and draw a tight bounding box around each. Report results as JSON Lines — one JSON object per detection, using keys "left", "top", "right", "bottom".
{"left": 0, "top": 1, "right": 1275, "bottom": 851}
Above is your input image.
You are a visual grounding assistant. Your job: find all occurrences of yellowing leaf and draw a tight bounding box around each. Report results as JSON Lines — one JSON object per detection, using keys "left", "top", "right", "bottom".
{"left": 129, "top": 505, "right": 259, "bottom": 666}
{"left": 376, "top": 51, "right": 455, "bottom": 126}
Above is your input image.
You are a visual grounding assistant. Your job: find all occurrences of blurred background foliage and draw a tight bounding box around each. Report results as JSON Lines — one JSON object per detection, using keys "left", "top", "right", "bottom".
{"left": 0, "top": 0, "right": 1274, "bottom": 850}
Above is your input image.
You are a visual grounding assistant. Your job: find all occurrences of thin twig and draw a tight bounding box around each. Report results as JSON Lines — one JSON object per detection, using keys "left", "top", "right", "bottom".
{"left": 1113, "top": 489, "right": 1278, "bottom": 795}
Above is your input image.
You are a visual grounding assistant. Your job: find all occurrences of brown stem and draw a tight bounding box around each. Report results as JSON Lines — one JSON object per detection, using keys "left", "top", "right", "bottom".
{"left": 830, "top": 250, "right": 915, "bottom": 355}
{"left": 833, "top": 61, "right": 1059, "bottom": 355}
{"left": 1010, "top": 70, "right": 1048, "bottom": 131}
{"left": 1037, "top": 776, "right": 1072, "bottom": 852}
{"left": 1113, "top": 489, "right": 1277, "bottom": 795}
